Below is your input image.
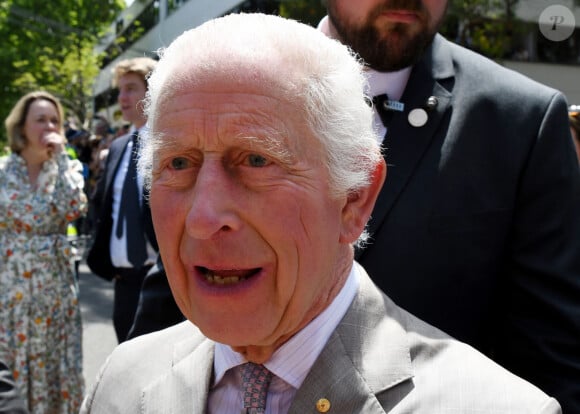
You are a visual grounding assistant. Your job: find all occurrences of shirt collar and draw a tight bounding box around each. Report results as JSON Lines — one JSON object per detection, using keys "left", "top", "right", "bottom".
{"left": 213, "top": 262, "right": 360, "bottom": 389}
{"left": 365, "top": 67, "right": 412, "bottom": 102}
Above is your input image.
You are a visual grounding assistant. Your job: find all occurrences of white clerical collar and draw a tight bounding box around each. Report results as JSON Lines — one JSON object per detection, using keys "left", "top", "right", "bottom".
{"left": 366, "top": 67, "right": 412, "bottom": 141}
{"left": 365, "top": 67, "right": 412, "bottom": 102}
{"left": 213, "top": 262, "right": 360, "bottom": 389}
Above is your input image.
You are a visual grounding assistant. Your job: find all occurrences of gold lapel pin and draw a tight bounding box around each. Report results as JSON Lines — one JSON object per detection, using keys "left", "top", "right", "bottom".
{"left": 316, "top": 398, "right": 331, "bottom": 412}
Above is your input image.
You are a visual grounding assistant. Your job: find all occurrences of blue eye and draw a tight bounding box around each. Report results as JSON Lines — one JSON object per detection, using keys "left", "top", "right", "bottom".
{"left": 170, "top": 157, "right": 189, "bottom": 170}
{"left": 247, "top": 154, "right": 268, "bottom": 167}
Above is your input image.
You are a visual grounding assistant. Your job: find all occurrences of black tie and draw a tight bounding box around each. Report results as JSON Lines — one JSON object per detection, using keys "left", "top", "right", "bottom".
{"left": 115, "top": 133, "right": 148, "bottom": 267}
{"left": 372, "top": 93, "right": 395, "bottom": 128}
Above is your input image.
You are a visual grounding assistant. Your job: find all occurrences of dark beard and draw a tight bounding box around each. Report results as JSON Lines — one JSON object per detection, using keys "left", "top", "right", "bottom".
{"left": 328, "top": 0, "right": 439, "bottom": 72}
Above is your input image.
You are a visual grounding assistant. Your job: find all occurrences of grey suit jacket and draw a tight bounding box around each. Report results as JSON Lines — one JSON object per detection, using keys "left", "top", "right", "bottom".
{"left": 81, "top": 264, "right": 560, "bottom": 413}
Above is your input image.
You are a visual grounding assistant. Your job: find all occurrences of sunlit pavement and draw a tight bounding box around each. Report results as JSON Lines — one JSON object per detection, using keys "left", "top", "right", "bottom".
{"left": 78, "top": 262, "right": 118, "bottom": 391}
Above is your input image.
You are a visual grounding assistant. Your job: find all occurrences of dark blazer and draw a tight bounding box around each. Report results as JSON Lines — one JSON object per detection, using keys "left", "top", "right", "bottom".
{"left": 357, "top": 34, "right": 580, "bottom": 411}
{"left": 127, "top": 257, "right": 184, "bottom": 339}
{"left": 0, "top": 361, "right": 28, "bottom": 414}
{"left": 80, "top": 265, "right": 561, "bottom": 413}
{"left": 87, "top": 133, "right": 158, "bottom": 280}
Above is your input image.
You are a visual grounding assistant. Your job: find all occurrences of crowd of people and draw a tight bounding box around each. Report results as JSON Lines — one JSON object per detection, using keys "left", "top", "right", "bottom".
{"left": 1, "top": 2, "right": 580, "bottom": 413}
{"left": 63, "top": 116, "right": 127, "bottom": 237}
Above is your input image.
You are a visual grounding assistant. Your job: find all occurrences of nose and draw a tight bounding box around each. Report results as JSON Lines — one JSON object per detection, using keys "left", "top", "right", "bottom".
{"left": 46, "top": 120, "right": 58, "bottom": 130}
{"left": 185, "top": 158, "right": 242, "bottom": 240}
{"left": 118, "top": 88, "right": 130, "bottom": 104}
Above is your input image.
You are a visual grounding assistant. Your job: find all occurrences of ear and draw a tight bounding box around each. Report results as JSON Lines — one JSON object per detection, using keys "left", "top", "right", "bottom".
{"left": 339, "top": 159, "right": 386, "bottom": 244}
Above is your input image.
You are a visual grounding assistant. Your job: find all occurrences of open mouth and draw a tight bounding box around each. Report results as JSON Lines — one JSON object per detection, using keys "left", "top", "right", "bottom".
{"left": 198, "top": 267, "right": 261, "bottom": 285}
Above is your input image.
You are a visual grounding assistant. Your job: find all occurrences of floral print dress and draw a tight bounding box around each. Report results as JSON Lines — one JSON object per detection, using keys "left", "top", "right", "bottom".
{"left": 0, "top": 152, "right": 88, "bottom": 414}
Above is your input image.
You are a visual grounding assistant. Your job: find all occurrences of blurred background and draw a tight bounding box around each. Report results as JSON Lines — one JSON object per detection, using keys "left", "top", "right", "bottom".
{"left": 0, "top": 0, "right": 579, "bottom": 151}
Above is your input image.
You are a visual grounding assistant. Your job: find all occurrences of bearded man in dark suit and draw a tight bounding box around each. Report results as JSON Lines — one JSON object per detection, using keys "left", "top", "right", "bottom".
{"left": 320, "top": 1, "right": 580, "bottom": 411}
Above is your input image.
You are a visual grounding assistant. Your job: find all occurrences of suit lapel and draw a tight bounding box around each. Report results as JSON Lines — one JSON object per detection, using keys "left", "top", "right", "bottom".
{"left": 288, "top": 333, "right": 388, "bottom": 414}
{"left": 142, "top": 337, "right": 215, "bottom": 413}
{"left": 105, "top": 133, "right": 158, "bottom": 250}
{"left": 362, "top": 35, "right": 454, "bottom": 247}
{"left": 141, "top": 191, "right": 158, "bottom": 249}
{"left": 103, "top": 134, "right": 131, "bottom": 202}
{"left": 289, "top": 266, "right": 414, "bottom": 413}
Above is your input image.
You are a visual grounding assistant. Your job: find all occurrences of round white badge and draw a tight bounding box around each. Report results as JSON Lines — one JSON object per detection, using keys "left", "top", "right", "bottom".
{"left": 408, "top": 108, "right": 428, "bottom": 127}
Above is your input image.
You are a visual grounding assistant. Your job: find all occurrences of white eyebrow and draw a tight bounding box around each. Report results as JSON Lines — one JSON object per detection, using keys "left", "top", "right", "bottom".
{"left": 237, "top": 133, "right": 295, "bottom": 165}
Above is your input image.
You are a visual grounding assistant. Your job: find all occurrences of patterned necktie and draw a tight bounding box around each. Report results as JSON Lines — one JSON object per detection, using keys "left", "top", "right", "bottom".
{"left": 115, "top": 132, "right": 147, "bottom": 267}
{"left": 241, "top": 362, "right": 273, "bottom": 414}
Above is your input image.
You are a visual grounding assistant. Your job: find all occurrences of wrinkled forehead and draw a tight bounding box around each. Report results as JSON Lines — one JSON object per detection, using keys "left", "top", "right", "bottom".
{"left": 145, "top": 52, "right": 321, "bottom": 162}
{"left": 202, "top": 66, "right": 295, "bottom": 99}
{"left": 150, "top": 43, "right": 307, "bottom": 116}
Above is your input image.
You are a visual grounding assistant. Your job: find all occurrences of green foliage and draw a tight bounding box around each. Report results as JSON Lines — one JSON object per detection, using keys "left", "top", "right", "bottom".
{"left": 442, "top": 0, "right": 523, "bottom": 59}
{"left": 276, "top": 0, "right": 524, "bottom": 58}
{"left": 0, "top": 0, "right": 124, "bottom": 148}
{"left": 278, "top": 0, "right": 325, "bottom": 28}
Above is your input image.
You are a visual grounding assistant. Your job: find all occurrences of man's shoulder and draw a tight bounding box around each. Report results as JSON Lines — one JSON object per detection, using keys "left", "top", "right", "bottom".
{"left": 108, "top": 132, "right": 132, "bottom": 152}
{"left": 81, "top": 321, "right": 208, "bottom": 413}
{"left": 397, "top": 307, "right": 560, "bottom": 410}
{"left": 98, "top": 321, "right": 204, "bottom": 379}
{"left": 350, "top": 272, "right": 560, "bottom": 411}
{"left": 407, "top": 325, "right": 560, "bottom": 410}
{"left": 434, "top": 34, "right": 559, "bottom": 99}
{"left": 118, "top": 321, "right": 203, "bottom": 356}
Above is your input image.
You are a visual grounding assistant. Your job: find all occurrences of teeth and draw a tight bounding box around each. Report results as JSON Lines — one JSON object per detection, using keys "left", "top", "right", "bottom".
{"left": 200, "top": 267, "right": 260, "bottom": 285}
{"left": 205, "top": 272, "right": 245, "bottom": 285}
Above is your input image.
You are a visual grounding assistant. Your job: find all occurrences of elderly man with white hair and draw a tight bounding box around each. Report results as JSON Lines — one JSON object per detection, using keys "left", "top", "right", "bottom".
{"left": 81, "top": 13, "right": 561, "bottom": 414}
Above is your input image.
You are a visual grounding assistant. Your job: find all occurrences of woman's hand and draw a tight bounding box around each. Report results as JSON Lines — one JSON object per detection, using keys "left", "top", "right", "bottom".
{"left": 42, "top": 131, "right": 66, "bottom": 156}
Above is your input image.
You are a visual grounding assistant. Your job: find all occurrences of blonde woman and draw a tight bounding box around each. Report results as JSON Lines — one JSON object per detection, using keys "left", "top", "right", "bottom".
{"left": 0, "top": 91, "right": 87, "bottom": 413}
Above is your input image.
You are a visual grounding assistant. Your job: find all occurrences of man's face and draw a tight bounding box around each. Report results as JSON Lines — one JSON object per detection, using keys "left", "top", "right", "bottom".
{"left": 117, "top": 72, "right": 147, "bottom": 127}
{"left": 149, "top": 70, "right": 355, "bottom": 350}
{"left": 327, "top": 0, "right": 448, "bottom": 71}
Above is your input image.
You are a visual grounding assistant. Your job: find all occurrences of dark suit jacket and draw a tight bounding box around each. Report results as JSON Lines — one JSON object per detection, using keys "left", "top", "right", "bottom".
{"left": 127, "top": 257, "right": 184, "bottom": 339}
{"left": 87, "top": 132, "right": 158, "bottom": 280}
{"left": 80, "top": 265, "right": 561, "bottom": 413}
{"left": 357, "top": 34, "right": 580, "bottom": 411}
{"left": 0, "top": 361, "right": 28, "bottom": 414}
